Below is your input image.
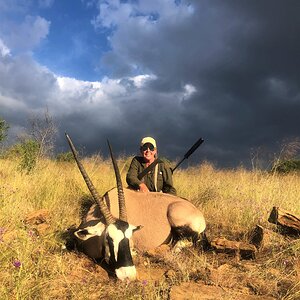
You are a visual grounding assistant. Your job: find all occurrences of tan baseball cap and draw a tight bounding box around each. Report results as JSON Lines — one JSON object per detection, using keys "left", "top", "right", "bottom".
{"left": 140, "top": 136, "right": 157, "bottom": 148}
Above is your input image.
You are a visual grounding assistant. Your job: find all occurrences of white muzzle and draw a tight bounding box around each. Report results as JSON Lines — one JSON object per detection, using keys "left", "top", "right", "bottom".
{"left": 115, "top": 266, "right": 137, "bottom": 281}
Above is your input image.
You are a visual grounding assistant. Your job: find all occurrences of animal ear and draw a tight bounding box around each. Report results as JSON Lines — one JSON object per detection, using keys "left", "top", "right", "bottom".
{"left": 74, "top": 229, "right": 89, "bottom": 238}
{"left": 133, "top": 225, "right": 143, "bottom": 232}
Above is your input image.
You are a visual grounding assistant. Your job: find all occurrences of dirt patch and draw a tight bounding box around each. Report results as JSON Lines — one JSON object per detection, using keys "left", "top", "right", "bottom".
{"left": 24, "top": 209, "right": 50, "bottom": 225}
{"left": 170, "top": 282, "right": 276, "bottom": 300}
{"left": 60, "top": 253, "right": 110, "bottom": 284}
{"left": 137, "top": 265, "right": 166, "bottom": 282}
{"left": 23, "top": 209, "right": 51, "bottom": 235}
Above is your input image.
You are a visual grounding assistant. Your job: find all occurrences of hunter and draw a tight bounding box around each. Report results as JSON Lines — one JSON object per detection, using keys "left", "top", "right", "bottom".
{"left": 126, "top": 137, "right": 176, "bottom": 195}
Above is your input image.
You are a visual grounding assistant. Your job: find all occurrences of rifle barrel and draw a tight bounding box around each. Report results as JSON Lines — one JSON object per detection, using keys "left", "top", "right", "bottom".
{"left": 171, "top": 157, "right": 185, "bottom": 173}
{"left": 172, "top": 138, "right": 204, "bottom": 173}
{"left": 184, "top": 138, "right": 204, "bottom": 159}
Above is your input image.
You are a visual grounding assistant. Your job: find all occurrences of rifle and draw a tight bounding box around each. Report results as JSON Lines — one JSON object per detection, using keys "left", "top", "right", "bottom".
{"left": 137, "top": 138, "right": 204, "bottom": 180}
{"left": 171, "top": 138, "right": 204, "bottom": 173}
{"left": 137, "top": 158, "right": 162, "bottom": 180}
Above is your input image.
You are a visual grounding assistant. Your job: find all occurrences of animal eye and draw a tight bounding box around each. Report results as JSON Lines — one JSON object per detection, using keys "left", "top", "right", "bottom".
{"left": 133, "top": 225, "right": 143, "bottom": 232}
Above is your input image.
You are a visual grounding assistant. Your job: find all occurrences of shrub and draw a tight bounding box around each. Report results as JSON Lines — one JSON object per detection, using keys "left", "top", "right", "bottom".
{"left": 5, "top": 139, "right": 41, "bottom": 173}
{"left": 272, "top": 159, "right": 300, "bottom": 173}
{"left": 56, "top": 151, "right": 75, "bottom": 163}
{"left": 0, "top": 117, "right": 9, "bottom": 143}
{"left": 19, "top": 140, "right": 40, "bottom": 172}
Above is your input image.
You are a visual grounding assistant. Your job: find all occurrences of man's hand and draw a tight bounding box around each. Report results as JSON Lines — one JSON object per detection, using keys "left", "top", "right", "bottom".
{"left": 139, "top": 183, "right": 149, "bottom": 193}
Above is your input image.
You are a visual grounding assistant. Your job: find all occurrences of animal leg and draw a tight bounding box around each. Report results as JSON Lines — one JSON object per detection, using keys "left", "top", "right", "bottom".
{"left": 162, "top": 231, "right": 174, "bottom": 246}
{"left": 192, "top": 231, "right": 211, "bottom": 251}
{"left": 170, "top": 226, "right": 195, "bottom": 246}
{"left": 169, "top": 226, "right": 211, "bottom": 251}
{"left": 161, "top": 229, "right": 189, "bottom": 249}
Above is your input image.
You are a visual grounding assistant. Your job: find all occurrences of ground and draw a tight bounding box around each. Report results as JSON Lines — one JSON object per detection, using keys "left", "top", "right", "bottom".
{"left": 60, "top": 234, "right": 299, "bottom": 299}
{"left": 18, "top": 209, "right": 300, "bottom": 299}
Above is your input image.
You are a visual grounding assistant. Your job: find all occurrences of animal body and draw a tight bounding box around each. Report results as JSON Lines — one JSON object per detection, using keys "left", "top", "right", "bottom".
{"left": 83, "top": 188, "right": 206, "bottom": 251}
{"left": 65, "top": 134, "right": 206, "bottom": 281}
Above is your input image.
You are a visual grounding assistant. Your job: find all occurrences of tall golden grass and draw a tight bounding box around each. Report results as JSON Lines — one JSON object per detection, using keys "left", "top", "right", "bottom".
{"left": 0, "top": 157, "right": 299, "bottom": 299}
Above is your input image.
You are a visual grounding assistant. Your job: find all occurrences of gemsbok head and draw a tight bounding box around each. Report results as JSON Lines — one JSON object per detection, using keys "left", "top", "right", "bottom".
{"left": 65, "top": 133, "right": 141, "bottom": 281}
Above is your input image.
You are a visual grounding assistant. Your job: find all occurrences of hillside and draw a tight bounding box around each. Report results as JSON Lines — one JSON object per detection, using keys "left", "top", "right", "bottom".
{"left": 0, "top": 157, "right": 299, "bottom": 299}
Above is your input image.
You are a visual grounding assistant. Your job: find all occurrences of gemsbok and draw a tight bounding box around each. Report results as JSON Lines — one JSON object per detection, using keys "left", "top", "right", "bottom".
{"left": 66, "top": 134, "right": 207, "bottom": 281}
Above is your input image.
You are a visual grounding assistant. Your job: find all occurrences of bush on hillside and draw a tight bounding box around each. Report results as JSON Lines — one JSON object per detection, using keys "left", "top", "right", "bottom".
{"left": 18, "top": 139, "right": 40, "bottom": 173}
{"left": 56, "top": 151, "right": 75, "bottom": 163}
{"left": 0, "top": 117, "right": 9, "bottom": 143}
{"left": 272, "top": 159, "right": 300, "bottom": 173}
{"left": 3, "top": 139, "right": 40, "bottom": 173}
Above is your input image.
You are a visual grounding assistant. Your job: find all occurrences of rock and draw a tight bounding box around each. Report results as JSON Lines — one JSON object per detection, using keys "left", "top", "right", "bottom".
{"left": 268, "top": 207, "right": 300, "bottom": 236}
{"left": 24, "top": 209, "right": 50, "bottom": 225}
{"left": 248, "top": 225, "right": 287, "bottom": 251}
{"left": 209, "top": 264, "right": 236, "bottom": 287}
{"left": 211, "top": 237, "right": 257, "bottom": 259}
{"left": 23, "top": 209, "right": 51, "bottom": 236}
{"left": 35, "top": 223, "right": 50, "bottom": 235}
{"left": 248, "top": 225, "right": 264, "bottom": 249}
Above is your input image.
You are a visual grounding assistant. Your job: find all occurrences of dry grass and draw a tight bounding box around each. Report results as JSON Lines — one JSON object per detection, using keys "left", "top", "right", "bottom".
{"left": 0, "top": 157, "right": 299, "bottom": 299}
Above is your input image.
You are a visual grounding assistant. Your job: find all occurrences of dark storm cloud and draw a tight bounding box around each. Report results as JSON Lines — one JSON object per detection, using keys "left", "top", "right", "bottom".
{"left": 1, "top": 0, "right": 300, "bottom": 169}
{"left": 94, "top": 0, "right": 300, "bottom": 167}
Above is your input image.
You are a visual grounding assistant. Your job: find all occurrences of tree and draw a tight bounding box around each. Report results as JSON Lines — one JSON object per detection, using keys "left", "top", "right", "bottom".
{"left": 28, "top": 108, "right": 58, "bottom": 158}
{"left": 17, "top": 139, "right": 40, "bottom": 173}
{"left": 272, "top": 138, "right": 300, "bottom": 173}
{"left": 0, "top": 117, "right": 9, "bottom": 143}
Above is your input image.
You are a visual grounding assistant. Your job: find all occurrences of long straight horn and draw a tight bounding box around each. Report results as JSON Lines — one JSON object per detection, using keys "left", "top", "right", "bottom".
{"left": 65, "top": 133, "right": 115, "bottom": 225}
{"left": 107, "top": 140, "right": 127, "bottom": 222}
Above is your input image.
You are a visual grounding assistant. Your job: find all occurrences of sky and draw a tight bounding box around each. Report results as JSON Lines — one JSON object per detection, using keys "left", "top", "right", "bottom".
{"left": 0, "top": 0, "right": 300, "bottom": 168}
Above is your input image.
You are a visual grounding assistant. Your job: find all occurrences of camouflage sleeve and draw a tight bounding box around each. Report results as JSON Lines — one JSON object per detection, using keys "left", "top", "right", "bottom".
{"left": 126, "top": 157, "right": 143, "bottom": 189}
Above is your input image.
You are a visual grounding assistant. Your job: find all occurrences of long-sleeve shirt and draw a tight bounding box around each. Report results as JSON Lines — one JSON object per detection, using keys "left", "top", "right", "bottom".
{"left": 126, "top": 156, "right": 177, "bottom": 195}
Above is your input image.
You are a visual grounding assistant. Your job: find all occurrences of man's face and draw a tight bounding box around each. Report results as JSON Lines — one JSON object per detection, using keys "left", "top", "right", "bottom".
{"left": 140, "top": 143, "right": 157, "bottom": 162}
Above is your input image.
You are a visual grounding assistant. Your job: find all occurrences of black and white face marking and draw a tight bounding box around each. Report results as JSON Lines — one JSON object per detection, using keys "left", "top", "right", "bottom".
{"left": 105, "top": 220, "right": 141, "bottom": 281}
{"left": 75, "top": 220, "right": 105, "bottom": 241}
{"left": 73, "top": 220, "right": 106, "bottom": 259}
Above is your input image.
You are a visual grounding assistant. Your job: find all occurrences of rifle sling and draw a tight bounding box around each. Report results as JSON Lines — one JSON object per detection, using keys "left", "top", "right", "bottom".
{"left": 137, "top": 159, "right": 162, "bottom": 180}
